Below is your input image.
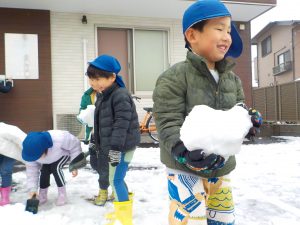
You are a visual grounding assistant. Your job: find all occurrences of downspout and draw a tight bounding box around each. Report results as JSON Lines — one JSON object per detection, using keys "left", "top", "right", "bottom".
{"left": 255, "top": 44, "right": 260, "bottom": 88}
{"left": 291, "top": 25, "right": 296, "bottom": 81}
{"left": 83, "top": 38, "right": 88, "bottom": 91}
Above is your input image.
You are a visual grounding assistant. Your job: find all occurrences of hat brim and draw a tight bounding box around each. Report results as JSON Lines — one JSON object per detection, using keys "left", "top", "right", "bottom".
{"left": 225, "top": 22, "right": 243, "bottom": 58}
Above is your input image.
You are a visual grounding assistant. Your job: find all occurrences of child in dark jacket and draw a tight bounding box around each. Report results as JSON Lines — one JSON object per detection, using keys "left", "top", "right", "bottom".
{"left": 77, "top": 86, "right": 113, "bottom": 206}
{"left": 86, "top": 54, "right": 140, "bottom": 225}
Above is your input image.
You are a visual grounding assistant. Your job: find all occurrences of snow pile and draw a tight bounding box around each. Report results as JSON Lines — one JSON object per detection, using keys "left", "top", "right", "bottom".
{"left": 0, "top": 122, "right": 26, "bottom": 163}
{"left": 180, "top": 105, "right": 252, "bottom": 157}
{"left": 77, "top": 105, "right": 95, "bottom": 127}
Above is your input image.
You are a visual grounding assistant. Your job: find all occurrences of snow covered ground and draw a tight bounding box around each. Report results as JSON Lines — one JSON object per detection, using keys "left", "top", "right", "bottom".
{"left": 1, "top": 136, "right": 300, "bottom": 225}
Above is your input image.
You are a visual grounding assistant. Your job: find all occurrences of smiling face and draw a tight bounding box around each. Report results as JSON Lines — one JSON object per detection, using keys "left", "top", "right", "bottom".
{"left": 185, "top": 16, "right": 232, "bottom": 69}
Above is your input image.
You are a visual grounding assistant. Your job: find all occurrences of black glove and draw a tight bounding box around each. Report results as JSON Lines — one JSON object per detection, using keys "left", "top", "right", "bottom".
{"left": 108, "top": 150, "right": 122, "bottom": 167}
{"left": 172, "top": 142, "right": 225, "bottom": 171}
{"left": 88, "top": 134, "right": 97, "bottom": 155}
{"left": 88, "top": 142, "right": 97, "bottom": 155}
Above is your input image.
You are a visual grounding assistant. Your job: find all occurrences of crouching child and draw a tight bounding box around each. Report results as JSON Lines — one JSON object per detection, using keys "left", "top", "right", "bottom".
{"left": 22, "top": 130, "right": 82, "bottom": 206}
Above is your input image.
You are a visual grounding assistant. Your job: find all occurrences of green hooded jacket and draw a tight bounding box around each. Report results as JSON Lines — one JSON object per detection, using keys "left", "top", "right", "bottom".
{"left": 79, "top": 87, "right": 96, "bottom": 141}
{"left": 152, "top": 51, "right": 245, "bottom": 178}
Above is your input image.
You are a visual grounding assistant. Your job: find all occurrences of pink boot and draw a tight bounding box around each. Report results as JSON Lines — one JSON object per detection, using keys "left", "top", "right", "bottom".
{"left": 38, "top": 188, "right": 48, "bottom": 205}
{"left": 0, "top": 186, "right": 11, "bottom": 206}
{"left": 56, "top": 186, "right": 67, "bottom": 206}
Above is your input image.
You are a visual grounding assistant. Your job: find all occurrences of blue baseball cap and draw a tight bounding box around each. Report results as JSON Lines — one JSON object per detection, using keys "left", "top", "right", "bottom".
{"left": 22, "top": 131, "right": 53, "bottom": 162}
{"left": 88, "top": 54, "right": 125, "bottom": 87}
{"left": 182, "top": 0, "right": 243, "bottom": 58}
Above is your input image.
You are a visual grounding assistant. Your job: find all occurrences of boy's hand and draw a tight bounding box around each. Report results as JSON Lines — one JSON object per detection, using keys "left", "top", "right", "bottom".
{"left": 171, "top": 142, "right": 225, "bottom": 171}
{"left": 29, "top": 192, "right": 37, "bottom": 199}
{"left": 109, "top": 150, "right": 121, "bottom": 167}
{"left": 248, "top": 108, "right": 263, "bottom": 128}
{"left": 88, "top": 142, "right": 97, "bottom": 155}
{"left": 72, "top": 169, "right": 78, "bottom": 177}
{"left": 236, "top": 103, "right": 263, "bottom": 140}
{"left": 246, "top": 108, "right": 263, "bottom": 140}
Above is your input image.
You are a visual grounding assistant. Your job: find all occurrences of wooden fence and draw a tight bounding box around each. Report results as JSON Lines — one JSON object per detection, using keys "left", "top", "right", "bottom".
{"left": 252, "top": 80, "right": 300, "bottom": 122}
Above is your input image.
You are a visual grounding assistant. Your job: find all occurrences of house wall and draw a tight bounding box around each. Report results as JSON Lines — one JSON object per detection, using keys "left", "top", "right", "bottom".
{"left": 51, "top": 12, "right": 253, "bottom": 128}
{"left": 234, "top": 21, "right": 252, "bottom": 106}
{"left": 0, "top": 8, "right": 52, "bottom": 132}
{"left": 229, "top": 0, "right": 276, "bottom": 3}
{"left": 293, "top": 26, "right": 300, "bottom": 81}
{"left": 257, "top": 25, "right": 293, "bottom": 87}
{"left": 50, "top": 12, "right": 187, "bottom": 128}
{"left": 0, "top": 9, "right": 253, "bottom": 133}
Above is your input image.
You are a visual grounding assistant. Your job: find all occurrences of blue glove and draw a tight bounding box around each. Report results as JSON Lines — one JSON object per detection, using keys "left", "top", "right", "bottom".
{"left": 172, "top": 142, "right": 225, "bottom": 172}
{"left": 108, "top": 150, "right": 122, "bottom": 167}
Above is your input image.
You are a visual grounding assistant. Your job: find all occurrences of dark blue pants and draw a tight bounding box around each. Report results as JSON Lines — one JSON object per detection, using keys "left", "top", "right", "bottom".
{"left": 0, "top": 154, "right": 15, "bottom": 188}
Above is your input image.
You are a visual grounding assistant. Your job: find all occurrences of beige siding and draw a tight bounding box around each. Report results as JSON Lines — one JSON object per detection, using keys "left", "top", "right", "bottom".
{"left": 51, "top": 12, "right": 186, "bottom": 128}
{"left": 294, "top": 26, "right": 300, "bottom": 81}
{"left": 257, "top": 25, "right": 293, "bottom": 87}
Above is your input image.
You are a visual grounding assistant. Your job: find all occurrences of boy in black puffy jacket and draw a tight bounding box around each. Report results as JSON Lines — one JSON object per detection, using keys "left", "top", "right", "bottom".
{"left": 86, "top": 54, "right": 140, "bottom": 225}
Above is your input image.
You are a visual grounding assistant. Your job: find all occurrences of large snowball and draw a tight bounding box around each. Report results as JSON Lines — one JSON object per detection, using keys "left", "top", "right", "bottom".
{"left": 180, "top": 105, "right": 252, "bottom": 157}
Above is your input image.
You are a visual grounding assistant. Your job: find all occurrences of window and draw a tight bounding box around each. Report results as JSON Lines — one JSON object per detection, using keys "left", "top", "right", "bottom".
{"left": 278, "top": 51, "right": 291, "bottom": 65}
{"left": 97, "top": 28, "right": 169, "bottom": 94}
{"left": 272, "top": 50, "right": 292, "bottom": 75}
{"left": 261, "top": 36, "right": 272, "bottom": 57}
{"left": 134, "top": 30, "right": 168, "bottom": 93}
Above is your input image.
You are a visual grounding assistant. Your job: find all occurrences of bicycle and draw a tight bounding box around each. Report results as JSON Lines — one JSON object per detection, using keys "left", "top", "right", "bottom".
{"left": 132, "top": 96, "right": 159, "bottom": 143}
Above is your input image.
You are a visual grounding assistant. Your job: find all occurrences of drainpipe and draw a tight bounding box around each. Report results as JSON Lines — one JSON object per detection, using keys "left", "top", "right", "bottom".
{"left": 291, "top": 26, "right": 296, "bottom": 81}
{"left": 83, "top": 38, "right": 88, "bottom": 91}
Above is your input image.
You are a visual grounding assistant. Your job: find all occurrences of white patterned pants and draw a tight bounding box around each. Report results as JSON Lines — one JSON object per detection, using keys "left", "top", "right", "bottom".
{"left": 168, "top": 173, "right": 235, "bottom": 225}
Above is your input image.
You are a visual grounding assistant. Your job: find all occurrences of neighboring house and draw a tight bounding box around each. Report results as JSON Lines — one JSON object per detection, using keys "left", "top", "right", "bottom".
{"left": 0, "top": 0, "right": 276, "bottom": 134}
{"left": 252, "top": 20, "right": 300, "bottom": 88}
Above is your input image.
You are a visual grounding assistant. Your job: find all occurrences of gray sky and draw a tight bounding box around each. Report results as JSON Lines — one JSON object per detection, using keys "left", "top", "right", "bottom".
{"left": 251, "top": 0, "right": 300, "bottom": 38}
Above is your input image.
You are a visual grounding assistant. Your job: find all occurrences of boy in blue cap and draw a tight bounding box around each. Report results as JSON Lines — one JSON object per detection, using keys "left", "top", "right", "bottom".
{"left": 153, "top": 0, "right": 261, "bottom": 224}
{"left": 86, "top": 54, "right": 140, "bottom": 224}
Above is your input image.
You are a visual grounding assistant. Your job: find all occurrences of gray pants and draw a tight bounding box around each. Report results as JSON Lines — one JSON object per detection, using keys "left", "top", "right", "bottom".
{"left": 90, "top": 151, "right": 109, "bottom": 190}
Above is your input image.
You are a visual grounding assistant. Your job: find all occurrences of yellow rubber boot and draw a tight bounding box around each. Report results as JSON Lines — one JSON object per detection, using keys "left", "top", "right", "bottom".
{"left": 105, "top": 192, "right": 133, "bottom": 220}
{"left": 94, "top": 189, "right": 108, "bottom": 206}
{"left": 114, "top": 200, "right": 133, "bottom": 225}
{"left": 105, "top": 200, "right": 133, "bottom": 225}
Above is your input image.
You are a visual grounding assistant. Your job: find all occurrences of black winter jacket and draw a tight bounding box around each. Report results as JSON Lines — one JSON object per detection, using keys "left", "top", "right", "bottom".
{"left": 94, "top": 83, "right": 140, "bottom": 154}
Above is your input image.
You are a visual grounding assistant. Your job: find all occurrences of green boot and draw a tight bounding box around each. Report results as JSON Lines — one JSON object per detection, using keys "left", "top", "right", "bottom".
{"left": 94, "top": 189, "right": 108, "bottom": 206}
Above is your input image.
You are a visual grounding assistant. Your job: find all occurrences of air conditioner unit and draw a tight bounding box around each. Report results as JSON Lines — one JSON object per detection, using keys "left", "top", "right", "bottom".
{"left": 56, "top": 114, "right": 84, "bottom": 138}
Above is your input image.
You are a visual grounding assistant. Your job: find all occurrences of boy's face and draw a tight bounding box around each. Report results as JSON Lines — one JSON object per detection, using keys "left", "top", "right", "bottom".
{"left": 88, "top": 75, "right": 116, "bottom": 93}
{"left": 186, "top": 16, "right": 232, "bottom": 69}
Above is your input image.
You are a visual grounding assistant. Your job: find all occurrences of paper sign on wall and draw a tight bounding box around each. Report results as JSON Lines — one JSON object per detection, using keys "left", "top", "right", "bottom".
{"left": 5, "top": 33, "right": 39, "bottom": 79}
